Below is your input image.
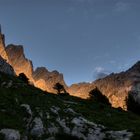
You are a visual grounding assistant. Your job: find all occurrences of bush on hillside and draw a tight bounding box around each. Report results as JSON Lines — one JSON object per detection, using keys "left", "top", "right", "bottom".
{"left": 18, "top": 73, "right": 29, "bottom": 84}
{"left": 126, "top": 91, "right": 140, "bottom": 115}
{"left": 53, "top": 82, "right": 69, "bottom": 95}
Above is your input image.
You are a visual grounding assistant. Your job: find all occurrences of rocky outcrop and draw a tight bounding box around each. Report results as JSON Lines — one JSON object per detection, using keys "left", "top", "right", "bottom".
{"left": 0, "top": 30, "right": 33, "bottom": 78}
{"left": 5, "top": 44, "right": 67, "bottom": 93}
{"left": 5, "top": 44, "right": 67, "bottom": 92}
{"left": 93, "top": 72, "right": 132, "bottom": 110}
{"left": 0, "top": 31, "right": 15, "bottom": 75}
{"left": 0, "top": 34, "right": 9, "bottom": 61}
{"left": 33, "top": 67, "right": 67, "bottom": 93}
{"left": 0, "top": 103, "right": 133, "bottom": 140}
{"left": 0, "top": 56, "right": 15, "bottom": 75}
{"left": 0, "top": 129, "right": 20, "bottom": 140}
{"left": 68, "top": 82, "right": 94, "bottom": 99}
{"left": 0, "top": 30, "right": 67, "bottom": 92}
{"left": 68, "top": 61, "right": 140, "bottom": 110}
{"left": 5, "top": 44, "right": 34, "bottom": 82}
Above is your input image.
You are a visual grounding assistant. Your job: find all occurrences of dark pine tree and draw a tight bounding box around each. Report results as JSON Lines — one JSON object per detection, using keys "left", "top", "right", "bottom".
{"left": 18, "top": 73, "right": 29, "bottom": 84}
{"left": 89, "top": 87, "right": 111, "bottom": 106}
{"left": 126, "top": 91, "right": 140, "bottom": 115}
{"left": 53, "top": 82, "right": 68, "bottom": 95}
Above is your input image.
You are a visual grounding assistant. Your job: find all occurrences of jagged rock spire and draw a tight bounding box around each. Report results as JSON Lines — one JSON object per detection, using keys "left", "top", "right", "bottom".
{"left": 0, "top": 25, "right": 9, "bottom": 61}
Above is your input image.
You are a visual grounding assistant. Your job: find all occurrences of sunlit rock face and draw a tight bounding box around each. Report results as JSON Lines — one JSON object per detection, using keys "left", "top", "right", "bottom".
{"left": 0, "top": 33, "right": 15, "bottom": 75}
{"left": 34, "top": 79, "right": 47, "bottom": 91}
{"left": 0, "top": 32, "right": 67, "bottom": 93}
{"left": 33, "top": 67, "right": 67, "bottom": 93}
{"left": 6, "top": 44, "right": 34, "bottom": 82}
{"left": 68, "top": 82, "right": 94, "bottom": 99}
{"left": 0, "top": 34, "right": 9, "bottom": 61}
{"left": 93, "top": 72, "right": 133, "bottom": 110}
{"left": 5, "top": 44, "right": 67, "bottom": 93}
{"left": 68, "top": 61, "right": 140, "bottom": 110}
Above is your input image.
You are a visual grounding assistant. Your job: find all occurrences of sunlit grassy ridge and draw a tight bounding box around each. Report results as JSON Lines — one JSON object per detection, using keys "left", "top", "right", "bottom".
{"left": 0, "top": 72, "right": 140, "bottom": 140}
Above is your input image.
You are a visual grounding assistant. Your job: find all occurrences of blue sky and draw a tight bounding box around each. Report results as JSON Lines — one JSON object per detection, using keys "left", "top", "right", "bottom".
{"left": 0, "top": 0, "right": 140, "bottom": 85}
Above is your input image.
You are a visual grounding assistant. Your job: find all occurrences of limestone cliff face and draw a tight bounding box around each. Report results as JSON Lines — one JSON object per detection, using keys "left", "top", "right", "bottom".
{"left": 0, "top": 30, "right": 67, "bottom": 92}
{"left": 33, "top": 67, "right": 67, "bottom": 93}
{"left": 68, "top": 62, "right": 140, "bottom": 110}
{"left": 0, "top": 32, "right": 15, "bottom": 75}
{"left": 68, "top": 82, "right": 94, "bottom": 99}
{"left": 6, "top": 44, "right": 34, "bottom": 81}
{"left": 0, "top": 34, "right": 9, "bottom": 61}
{"left": 5, "top": 44, "right": 67, "bottom": 93}
{"left": 93, "top": 72, "right": 132, "bottom": 110}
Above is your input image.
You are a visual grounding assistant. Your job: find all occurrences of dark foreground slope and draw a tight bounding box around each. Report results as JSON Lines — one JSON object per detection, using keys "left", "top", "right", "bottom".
{"left": 0, "top": 72, "right": 140, "bottom": 140}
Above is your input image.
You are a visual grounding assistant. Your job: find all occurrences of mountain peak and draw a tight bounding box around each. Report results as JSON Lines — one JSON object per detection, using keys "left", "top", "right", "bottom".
{"left": 127, "top": 61, "right": 140, "bottom": 73}
{"left": 0, "top": 30, "right": 8, "bottom": 61}
{"left": 6, "top": 44, "right": 25, "bottom": 59}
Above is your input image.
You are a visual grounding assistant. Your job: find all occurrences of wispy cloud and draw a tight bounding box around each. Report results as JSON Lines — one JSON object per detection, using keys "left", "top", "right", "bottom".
{"left": 94, "top": 67, "right": 105, "bottom": 73}
{"left": 93, "top": 66, "right": 110, "bottom": 80}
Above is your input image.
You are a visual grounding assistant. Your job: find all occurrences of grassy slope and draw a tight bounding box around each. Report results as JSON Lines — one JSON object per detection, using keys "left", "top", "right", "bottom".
{"left": 0, "top": 72, "right": 140, "bottom": 139}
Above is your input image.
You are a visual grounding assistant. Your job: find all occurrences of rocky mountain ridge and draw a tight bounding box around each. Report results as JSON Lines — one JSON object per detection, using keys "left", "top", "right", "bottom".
{"left": 1, "top": 29, "right": 140, "bottom": 111}
{"left": 33, "top": 67, "right": 67, "bottom": 92}
{"left": 0, "top": 33, "right": 8, "bottom": 61}
{"left": 68, "top": 61, "right": 140, "bottom": 110}
{"left": 6, "top": 44, "right": 34, "bottom": 81}
{"left": 0, "top": 31, "right": 67, "bottom": 93}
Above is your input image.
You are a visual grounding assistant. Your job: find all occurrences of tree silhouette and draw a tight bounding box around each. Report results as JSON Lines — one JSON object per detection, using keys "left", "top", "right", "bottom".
{"left": 89, "top": 87, "right": 111, "bottom": 106}
{"left": 126, "top": 91, "right": 140, "bottom": 115}
{"left": 53, "top": 82, "right": 67, "bottom": 95}
{"left": 18, "top": 73, "right": 29, "bottom": 84}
